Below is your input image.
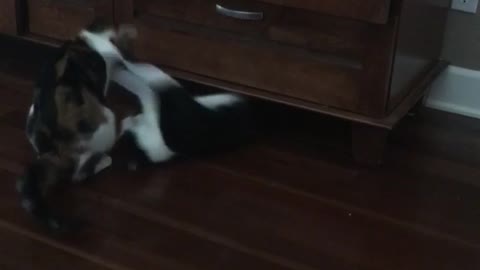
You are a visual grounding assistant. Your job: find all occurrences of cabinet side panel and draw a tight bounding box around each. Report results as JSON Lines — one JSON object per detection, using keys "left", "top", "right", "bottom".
{"left": 388, "top": 0, "right": 449, "bottom": 111}
{"left": 0, "top": 0, "right": 17, "bottom": 35}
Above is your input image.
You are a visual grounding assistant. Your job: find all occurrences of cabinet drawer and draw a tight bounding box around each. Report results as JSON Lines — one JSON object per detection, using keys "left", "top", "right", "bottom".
{"left": 27, "top": 0, "right": 112, "bottom": 40}
{"left": 0, "top": 0, "right": 17, "bottom": 35}
{"left": 135, "top": 0, "right": 379, "bottom": 61}
{"left": 259, "top": 0, "right": 392, "bottom": 24}
{"left": 135, "top": 20, "right": 367, "bottom": 112}
{"left": 132, "top": 0, "right": 395, "bottom": 114}
{"left": 135, "top": 0, "right": 391, "bottom": 25}
{"left": 135, "top": 0, "right": 280, "bottom": 36}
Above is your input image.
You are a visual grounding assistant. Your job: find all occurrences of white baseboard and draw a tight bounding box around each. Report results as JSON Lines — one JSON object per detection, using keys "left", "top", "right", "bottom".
{"left": 426, "top": 65, "right": 480, "bottom": 119}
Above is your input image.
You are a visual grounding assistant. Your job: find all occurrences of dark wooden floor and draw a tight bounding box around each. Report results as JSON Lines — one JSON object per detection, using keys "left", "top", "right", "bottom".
{"left": 1, "top": 38, "right": 480, "bottom": 270}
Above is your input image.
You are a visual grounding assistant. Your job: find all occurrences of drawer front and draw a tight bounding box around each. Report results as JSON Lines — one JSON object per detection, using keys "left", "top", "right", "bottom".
{"left": 135, "top": 0, "right": 376, "bottom": 62}
{"left": 135, "top": 22, "right": 365, "bottom": 112}
{"left": 135, "top": 0, "right": 392, "bottom": 25}
{"left": 27, "top": 0, "right": 112, "bottom": 40}
{"left": 135, "top": 0, "right": 280, "bottom": 36}
{"left": 259, "top": 0, "right": 392, "bottom": 24}
{"left": 131, "top": 0, "right": 395, "bottom": 114}
{"left": 0, "top": 0, "right": 17, "bottom": 35}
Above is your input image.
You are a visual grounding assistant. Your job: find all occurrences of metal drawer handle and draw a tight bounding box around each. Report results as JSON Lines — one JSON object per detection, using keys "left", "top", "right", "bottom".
{"left": 215, "top": 4, "right": 264, "bottom": 21}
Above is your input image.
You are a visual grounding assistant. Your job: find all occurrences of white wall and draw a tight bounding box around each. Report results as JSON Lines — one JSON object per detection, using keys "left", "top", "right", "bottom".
{"left": 426, "top": 66, "right": 480, "bottom": 119}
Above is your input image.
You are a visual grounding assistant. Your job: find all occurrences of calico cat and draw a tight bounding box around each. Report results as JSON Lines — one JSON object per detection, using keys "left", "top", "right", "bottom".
{"left": 19, "top": 25, "right": 252, "bottom": 232}
{"left": 18, "top": 25, "right": 135, "bottom": 232}
{"left": 80, "top": 28, "right": 253, "bottom": 169}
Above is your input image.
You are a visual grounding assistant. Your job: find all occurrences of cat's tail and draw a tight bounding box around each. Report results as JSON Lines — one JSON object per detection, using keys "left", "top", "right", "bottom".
{"left": 16, "top": 154, "right": 79, "bottom": 234}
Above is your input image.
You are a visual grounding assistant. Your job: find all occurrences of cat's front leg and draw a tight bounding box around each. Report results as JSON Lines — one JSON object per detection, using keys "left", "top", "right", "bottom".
{"left": 94, "top": 154, "right": 112, "bottom": 174}
{"left": 119, "top": 116, "right": 141, "bottom": 171}
{"left": 72, "top": 153, "right": 112, "bottom": 182}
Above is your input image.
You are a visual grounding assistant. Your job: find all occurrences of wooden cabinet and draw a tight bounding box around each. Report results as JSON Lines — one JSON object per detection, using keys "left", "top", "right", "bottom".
{"left": 0, "top": 0, "right": 450, "bottom": 164}
{"left": 114, "top": 0, "right": 449, "bottom": 164}
{"left": 128, "top": 0, "right": 382, "bottom": 114}
{"left": 258, "top": 0, "right": 392, "bottom": 24}
{"left": 27, "top": 0, "right": 113, "bottom": 40}
{"left": 118, "top": 0, "right": 390, "bottom": 115}
{"left": 0, "top": 0, "right": 19, "bottom": 35}
{"left": 0, "top": 0, "right": 113, "bottom": 40}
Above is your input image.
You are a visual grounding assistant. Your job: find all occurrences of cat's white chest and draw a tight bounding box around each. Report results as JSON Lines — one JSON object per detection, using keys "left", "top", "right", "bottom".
{"left": 122, "top": 113, "right": 174, "bottom": 163}
{"left": 80, "top": 106, "right": 117, "bottom": 153}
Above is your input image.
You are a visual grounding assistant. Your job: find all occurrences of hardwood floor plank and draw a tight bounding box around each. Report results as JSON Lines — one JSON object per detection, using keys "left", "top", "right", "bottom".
{"left": 0, "top": 125, "right": 370, "bottom": 270}
{"left": 392, "top": 109, "right": 480, "bottom": 167}
{"left": 0, "top": 220, "right": 133, "bottom": 270}
{"left": 0, "top": 70, "right": 479, "bottom": 270}
{"left": 0, "top": 169, "right": 195, "bottom": 270}
{"left": 0, "top": 171, "right": 151, "bottom": 270}
{"left": 0, "top": 219, "right": 113, "bottom": 270}
{"left": 82, "top": 161, "right": 480, "bottom": 270}
{"left": 202, "top": 141, "right": 480, "bottom": 247}
{"left": 72, "top": 193, "right": 298, "bottom": 270}
{"left": 0, "top": 169, "right": 305, "bottom": 270}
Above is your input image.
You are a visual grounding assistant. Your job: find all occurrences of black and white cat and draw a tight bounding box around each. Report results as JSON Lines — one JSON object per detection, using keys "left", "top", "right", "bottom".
{"left": 112, "top": 66, "right": 251, "bottom": 169}
{"left": 19, "top": 25, "right": 252, "bottom": 232}
{"left": 80, "top": 27, "right": 252, "bottom": 170}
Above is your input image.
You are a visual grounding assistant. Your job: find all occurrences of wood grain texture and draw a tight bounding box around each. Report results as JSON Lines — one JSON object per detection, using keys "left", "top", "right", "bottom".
{"left": 129, "top": 0, "right": 400, "bottom": 116}
{"left": 0, "top": 222, "right": 113, "bottom": 270}
{"left": 114, "top": 0, "right": 134, "bottom": 23}
{"left": 156, "top": 59, "right": 447, "bottom": 130}
{"left": 118, "top": 0, "right": 445, "bottom": 163}
{"left": 120, "top": 0, "right": 446, "bottom": 119}
{"left": 388, "top": 0, "right": 450, "bottom": 112}
{"left": 258, "top": 0, "right": 391, "bottom": 24}
{"left": 351, "top": 123, "right": 389, "bottom": 165}
{"left": 134, "top": 19, "right": 362, "bottom": 112}
{"left": 3, "top": 0, "right": 448, "bottom": 162}
{"left": 27, "top": 0, "right": 113, "bottom": 40}
{"left": 3, "top": 0, "right": 447, "bottom": 164}
{"left": 0, "top": 0, "right": 17, "bottom": 34}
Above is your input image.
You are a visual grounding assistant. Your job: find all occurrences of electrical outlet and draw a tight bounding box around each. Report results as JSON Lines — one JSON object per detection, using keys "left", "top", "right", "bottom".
{"left": 451, "top": 0, "right": 479, "bottom": 14}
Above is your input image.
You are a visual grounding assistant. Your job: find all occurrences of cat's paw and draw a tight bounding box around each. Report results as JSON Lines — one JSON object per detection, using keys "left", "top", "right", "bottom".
{"left": 120, "top": 116, "right": 139, "bottom": 134}
{"left": 95, "top": 155, "right": 112, "bottom": 173}
{"left": 72, "top": 154, "right": 112, "bottom": 183}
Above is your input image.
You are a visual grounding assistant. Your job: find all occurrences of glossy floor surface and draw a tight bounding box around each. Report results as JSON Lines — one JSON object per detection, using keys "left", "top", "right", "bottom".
{"left": 0, "top": 37, "right": 479, "bottom": 270}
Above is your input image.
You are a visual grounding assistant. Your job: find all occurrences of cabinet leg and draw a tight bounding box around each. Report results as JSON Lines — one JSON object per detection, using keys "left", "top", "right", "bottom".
{"left": 351, "top": 123, "right": 389, "bottom": 166}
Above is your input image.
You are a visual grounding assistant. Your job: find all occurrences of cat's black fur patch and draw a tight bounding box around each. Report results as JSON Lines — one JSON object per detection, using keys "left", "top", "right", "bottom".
{"left": 113, "top": 131, "right": 153, "bottom": 168}
{"left": 115, "top": 78, "right": 252, "bottom": 164}
{"left": 159, "top": 86, "right": 252, "bottom": 156}
{"left": 29, "top": 39, "right": 108, "bottom": 149}
{"left": 17, "top": 154, "right": 80, "bottom": 234}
